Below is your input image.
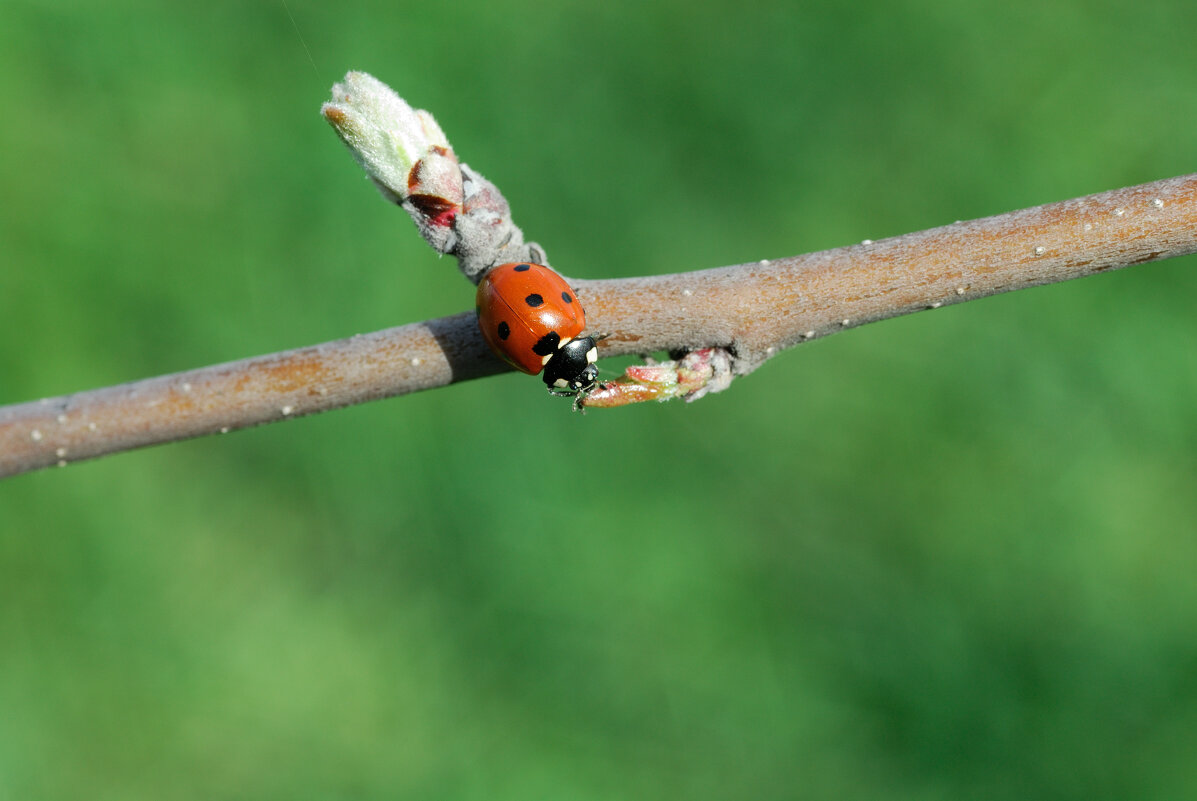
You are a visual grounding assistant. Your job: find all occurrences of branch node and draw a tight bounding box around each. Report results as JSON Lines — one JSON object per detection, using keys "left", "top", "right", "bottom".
{"left": 580, "top": 348, "right": 734, "bottom": 409}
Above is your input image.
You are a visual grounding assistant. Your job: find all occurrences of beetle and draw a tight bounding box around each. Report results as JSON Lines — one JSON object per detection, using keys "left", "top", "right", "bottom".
{"left": 475, "top": 262, "right": 599, "bottom": 398}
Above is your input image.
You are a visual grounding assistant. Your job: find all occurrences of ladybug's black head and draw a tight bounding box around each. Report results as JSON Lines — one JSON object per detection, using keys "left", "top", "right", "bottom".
{"left": 543, "top": 335, "right": 599, "bottom": 395}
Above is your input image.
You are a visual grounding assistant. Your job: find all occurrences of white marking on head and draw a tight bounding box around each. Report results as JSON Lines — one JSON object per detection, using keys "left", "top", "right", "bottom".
{"left": 553, "top": 378, "right": 570, "bottom": 388}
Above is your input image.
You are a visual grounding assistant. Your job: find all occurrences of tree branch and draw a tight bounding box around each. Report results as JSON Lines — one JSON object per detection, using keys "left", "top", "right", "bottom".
{"left": 582, "top": 173, "right": 1197, "bottom": 375}
{"left": 3, "top": 172, "right": 1195, "bottom": 478}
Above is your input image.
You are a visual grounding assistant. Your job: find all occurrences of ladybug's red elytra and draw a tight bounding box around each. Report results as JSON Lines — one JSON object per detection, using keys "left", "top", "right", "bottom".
{"left": 476, "top": 262, "right": 599, "bottom": 398}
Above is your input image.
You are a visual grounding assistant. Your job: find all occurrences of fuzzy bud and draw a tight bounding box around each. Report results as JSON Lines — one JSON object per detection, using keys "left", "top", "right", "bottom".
{"left": 322, "top": 72, "right": 464, "bottom": 252}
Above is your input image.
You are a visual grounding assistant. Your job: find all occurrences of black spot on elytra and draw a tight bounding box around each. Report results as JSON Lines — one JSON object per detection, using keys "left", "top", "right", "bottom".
{"left": 525, "top": 294, "right": 544, "bottom": 308}
{"left": 514, "top": 264, "right": 531, "bottom": 272}
{"left": 561, "top": 291, "right": 572, "bottom": 303}
{"left": 497, "top": 321, "right": 510, "bottom": 340}
{"left": 532, "top": 331, "right": 561, "bottom": 356}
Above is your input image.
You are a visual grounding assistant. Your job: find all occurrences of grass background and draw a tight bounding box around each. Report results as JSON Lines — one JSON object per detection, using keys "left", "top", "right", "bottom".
{"left": 3, "top": 1, "right": 1197, "bottom": 798}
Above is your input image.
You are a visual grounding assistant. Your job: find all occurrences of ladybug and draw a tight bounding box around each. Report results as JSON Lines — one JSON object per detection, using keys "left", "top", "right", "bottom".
{"left": 476, "top": 262, "right": 599, "bottom": 397}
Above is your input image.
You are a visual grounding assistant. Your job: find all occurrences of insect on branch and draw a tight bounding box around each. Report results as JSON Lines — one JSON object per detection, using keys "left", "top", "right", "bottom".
{"left": 1, "top": 71, "right": 1195, "bottom": 479}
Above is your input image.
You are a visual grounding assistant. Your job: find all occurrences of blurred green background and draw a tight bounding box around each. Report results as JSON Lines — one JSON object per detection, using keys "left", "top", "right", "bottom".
{"left": 3, "top": 1, "right": 1197, "bottom": 798}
